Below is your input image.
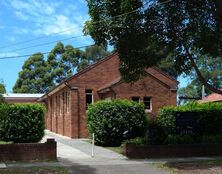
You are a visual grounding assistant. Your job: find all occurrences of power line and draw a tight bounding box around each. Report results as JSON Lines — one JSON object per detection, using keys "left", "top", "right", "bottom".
{"left": 0, "top": 35, "right": 86, "bottom": 53}
{"left": 0, "top": 0, "right": 172, "bottom": 54}
{"left": 0, "top": 27, "right": 79, "bottom": 49}
{"left": 0, "top": 44, "right": 94, "bottom": 60}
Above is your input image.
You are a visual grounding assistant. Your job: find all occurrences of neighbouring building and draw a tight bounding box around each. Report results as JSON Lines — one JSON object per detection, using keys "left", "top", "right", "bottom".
{"left": 3, "top": 93, "right": 44, "bottom": 104}
{"left": 40, "top": 53, "right": 178, "bottom": 138}
{"left": 199, "top": 91, "right": 222, "bottom": 103}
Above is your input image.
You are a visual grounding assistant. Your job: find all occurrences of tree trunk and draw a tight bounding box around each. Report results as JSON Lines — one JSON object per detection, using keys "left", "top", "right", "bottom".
{"left": 186, "top": 50, "right": 222, "bottom": 95}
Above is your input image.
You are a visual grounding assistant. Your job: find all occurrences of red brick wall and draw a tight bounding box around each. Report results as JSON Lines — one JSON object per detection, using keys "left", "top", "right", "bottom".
{"left": 0, "top": 139, "right": 56, "bottom": 161}
{"left": 124, "top": 143, "right": 222, "bottom": 158}
{"left": 111, "top": 76, "right": 176, "bottom": 116}
{"left": 44, "top": 54, "right": 178, "bottom": 138}
{"left": 45, "top": 87, "right": 75, "bottom": 138}
{"left": 67, "top": 54, "right": 121, "bottom": 138}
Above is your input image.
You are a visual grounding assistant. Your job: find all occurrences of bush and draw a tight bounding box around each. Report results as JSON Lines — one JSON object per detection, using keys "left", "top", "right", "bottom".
{"left": 157, "top": 102, "right": 222, "bottom": 136}
{"left": 145, "top": 102, "right": 222, "bottom": 145}
{"left": 201, "top": 134, "right": 222, "bottom": 144}
{"left": 124, "top": 137, "right": 148, "bottom": 145}
{"left": 157, "top": 106, "right": 176, "bottom": 134}
{"left": 87, "top": 99, "right": 148, "bottom": 146}
{"left": 166, "top": 134, "right": 195, "bottom": 145}
{"left": 0, "top": 104, "right": 45, "bottom": 143}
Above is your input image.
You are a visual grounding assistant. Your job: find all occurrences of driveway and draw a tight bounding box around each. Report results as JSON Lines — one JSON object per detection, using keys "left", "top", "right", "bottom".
{"left": 43, "top": 130, "right": 169, "bottom": 174}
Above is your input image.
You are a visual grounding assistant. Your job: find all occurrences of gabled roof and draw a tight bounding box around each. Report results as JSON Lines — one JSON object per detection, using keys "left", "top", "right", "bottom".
{"left": 97, "top": 77, "right": 122, "bottom": 93}
{"left": 41, "top": 53, "right": 118, "bottom": 99}
{"left": 41, "top": 53, "right": 178, "bottom": 99}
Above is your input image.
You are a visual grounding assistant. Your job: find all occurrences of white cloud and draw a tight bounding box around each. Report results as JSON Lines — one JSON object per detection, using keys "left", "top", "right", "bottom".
{"left": 7, "top": 0, "right": 88, "bottom": 36}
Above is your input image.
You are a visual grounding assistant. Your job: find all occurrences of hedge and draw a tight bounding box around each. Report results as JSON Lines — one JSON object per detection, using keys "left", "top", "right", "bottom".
{"left": 157, "top": 102, "right": 222, "bottom": 136}
{"left": 0, "top": 103, "right": 45, "bottom": 143}
{"left": 87, "top": 99, "right": 148, "bottom": 146}
{"left": 146, "top": 102, "right": 222, "bottom": 145}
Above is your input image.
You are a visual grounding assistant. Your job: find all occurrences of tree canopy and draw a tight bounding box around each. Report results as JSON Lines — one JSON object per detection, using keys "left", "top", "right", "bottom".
{"left": 0, "top": 80, "right": 6, "bottom": 103}
{"left": 179, "top": 55, "right": 222, "bottom": 99}
{"left": 13, "top": 53, "right": 50, "bottom": 93}
{"left": 13, "top": 44, "right": 109, "bottom": 93}
{"left": 85, "top": 0, "right": 222, "bottom": 94}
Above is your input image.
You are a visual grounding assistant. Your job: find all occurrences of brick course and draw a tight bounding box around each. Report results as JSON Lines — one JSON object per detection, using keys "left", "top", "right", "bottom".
{"left": 0, "top": 139, "right": 56, "bottom": 161}
{"left": 43, "top": 53, "right": 178, "bottom": 138}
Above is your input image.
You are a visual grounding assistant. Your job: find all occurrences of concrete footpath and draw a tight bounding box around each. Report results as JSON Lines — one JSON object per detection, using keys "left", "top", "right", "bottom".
{"left": 41, "top": 130, "right": 170, "bottom": 173}
{"left": 4, "top": 131, "right": 222, "bottom": 174}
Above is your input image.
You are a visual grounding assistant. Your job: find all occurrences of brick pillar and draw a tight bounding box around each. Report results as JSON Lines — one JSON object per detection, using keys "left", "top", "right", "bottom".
{"left": 70, "top": 89, "right": 79, "bottom": 138}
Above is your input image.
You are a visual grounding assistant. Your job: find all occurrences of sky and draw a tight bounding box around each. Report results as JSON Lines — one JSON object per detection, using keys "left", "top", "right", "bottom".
{"left": 0, "top": 0, "right": 187, "bottom": 92}
{"left": 0, "top": 0, "right": 94, "bottom": 92}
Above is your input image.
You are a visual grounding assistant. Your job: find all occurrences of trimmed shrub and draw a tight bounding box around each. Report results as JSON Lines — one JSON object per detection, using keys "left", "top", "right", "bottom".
{"left": 87, "top": 99, "right": 148, "bottom": 146}
{"left": 156, "top": 102, "right": 222, "bottom": 136}
{"left": 166, "top": 134, "right": 195, "bottom": 145}
{"left": 0, "top": 104, "right": 45, "bottom": 143}
{"left": 124, "top": 137, "right": 148, "bottom": 145}
{"left": 143, "top": 102, "right": 222, "bottom": 145}
{"left": 156, "top": 106, "right": 176, "bottom": 134}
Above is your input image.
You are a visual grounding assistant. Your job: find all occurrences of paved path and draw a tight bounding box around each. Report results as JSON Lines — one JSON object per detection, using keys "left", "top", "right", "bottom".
{"left": 42, "top": 130, "right": 169, "bottom": 174}
{"left": 4, "top": 131, "right": 222, "bottom": 173}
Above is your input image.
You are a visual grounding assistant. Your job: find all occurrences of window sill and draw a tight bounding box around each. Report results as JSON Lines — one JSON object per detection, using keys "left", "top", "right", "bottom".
{"left": 145, "top": 109, "right": 152, "bottom": 113}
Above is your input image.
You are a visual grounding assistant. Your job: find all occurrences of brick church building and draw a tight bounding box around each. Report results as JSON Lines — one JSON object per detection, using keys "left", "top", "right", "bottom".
{"left": 40, "top": 53, "right": 178, "bottom": 138}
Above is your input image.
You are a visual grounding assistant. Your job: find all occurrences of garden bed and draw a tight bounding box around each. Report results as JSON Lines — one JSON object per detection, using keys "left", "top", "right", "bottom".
{"left": 123, "top": 143, "right": 222, "bottom": 159}
{"left": 0, "top": 138, "right": 57, "bottom": 161}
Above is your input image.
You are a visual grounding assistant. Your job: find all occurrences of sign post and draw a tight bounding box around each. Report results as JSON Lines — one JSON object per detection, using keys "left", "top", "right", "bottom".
{"left": 91, "top": 133, "right": 95, "bottom": 158}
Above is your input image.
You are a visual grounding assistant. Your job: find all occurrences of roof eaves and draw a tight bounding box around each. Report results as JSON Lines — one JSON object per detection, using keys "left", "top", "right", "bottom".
{"left": 98, "top": 79, "right": 122, "bottom": 93}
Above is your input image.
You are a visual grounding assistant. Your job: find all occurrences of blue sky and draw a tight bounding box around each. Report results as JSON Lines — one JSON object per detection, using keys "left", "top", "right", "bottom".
{"left": 0, "top": 0, "right": 93, "bottom": 92}
{"left": 0, "top": 0, "right": 187, "bottom": 92}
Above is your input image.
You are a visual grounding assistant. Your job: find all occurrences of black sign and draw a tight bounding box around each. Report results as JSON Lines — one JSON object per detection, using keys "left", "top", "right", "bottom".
{"left": 175, "top": 112, "right": 199, "bottom": 135}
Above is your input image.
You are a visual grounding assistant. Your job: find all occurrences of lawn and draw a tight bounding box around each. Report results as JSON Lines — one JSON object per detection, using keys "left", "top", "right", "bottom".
{"left": 0, "top": 167, "right": 68, "bottom": 174}
{"left": 0, "top": 141, "right": 12, "bottom": 145}
{"left": 85, "top": 139, "right": 124, "bottom": 155}
{"left": 160, "top": 159, "right": 222, "bottom": 174}
{"left": 105, "top": 146, "right": 123, "bottom": 154}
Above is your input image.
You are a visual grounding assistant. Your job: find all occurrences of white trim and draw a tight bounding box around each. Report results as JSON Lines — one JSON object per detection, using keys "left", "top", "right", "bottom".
{"left": 143, "top": 97, "right": 152, "bottom": 112}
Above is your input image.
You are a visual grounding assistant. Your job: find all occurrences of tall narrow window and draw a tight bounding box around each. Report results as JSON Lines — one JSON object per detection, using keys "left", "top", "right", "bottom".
{"left": 143, "top": 97, "right": 152, "bottom": 111}
{"left": 131, "top": 96, "right": 140, "bottom": 103}
{"left": 53, "top": 97, "right": 55, "bottom": 116}
{"left": 55, "top": 96, "right": 58, "bottom": 116}
{"left": 66, "top": 92, "right": 70, "bottom": 113}
{"left": 57, "top": 95, "right": 60, "bottom": 116}
{"left": 86, "top": 89, "right": 93, "bottom": 110}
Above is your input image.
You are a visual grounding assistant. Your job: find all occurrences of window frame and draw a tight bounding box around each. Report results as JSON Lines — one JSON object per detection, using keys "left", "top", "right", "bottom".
{"left": 131, "top": 96, "right": 140, "bottom": 103}
{"left": 143, "top": 96, "right": 152, "bottom": 112}
{"left": 66, "top": 91, "right": 70, "bottom": 113}
{"left": 85, "top": 89, "right": 93, "bottom": 110}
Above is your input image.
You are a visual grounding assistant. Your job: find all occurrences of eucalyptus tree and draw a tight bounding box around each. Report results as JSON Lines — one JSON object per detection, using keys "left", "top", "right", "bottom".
{"left": 85, "top": 0, "right": 222, "bottom": 94}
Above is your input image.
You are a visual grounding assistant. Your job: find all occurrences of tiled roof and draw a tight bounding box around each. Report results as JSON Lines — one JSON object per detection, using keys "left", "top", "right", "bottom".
{"left": 3, "top": 93, "right": 44, "bottom": 98}
{"left": 201, "top": 91, "right": 222, "bottom": 103}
